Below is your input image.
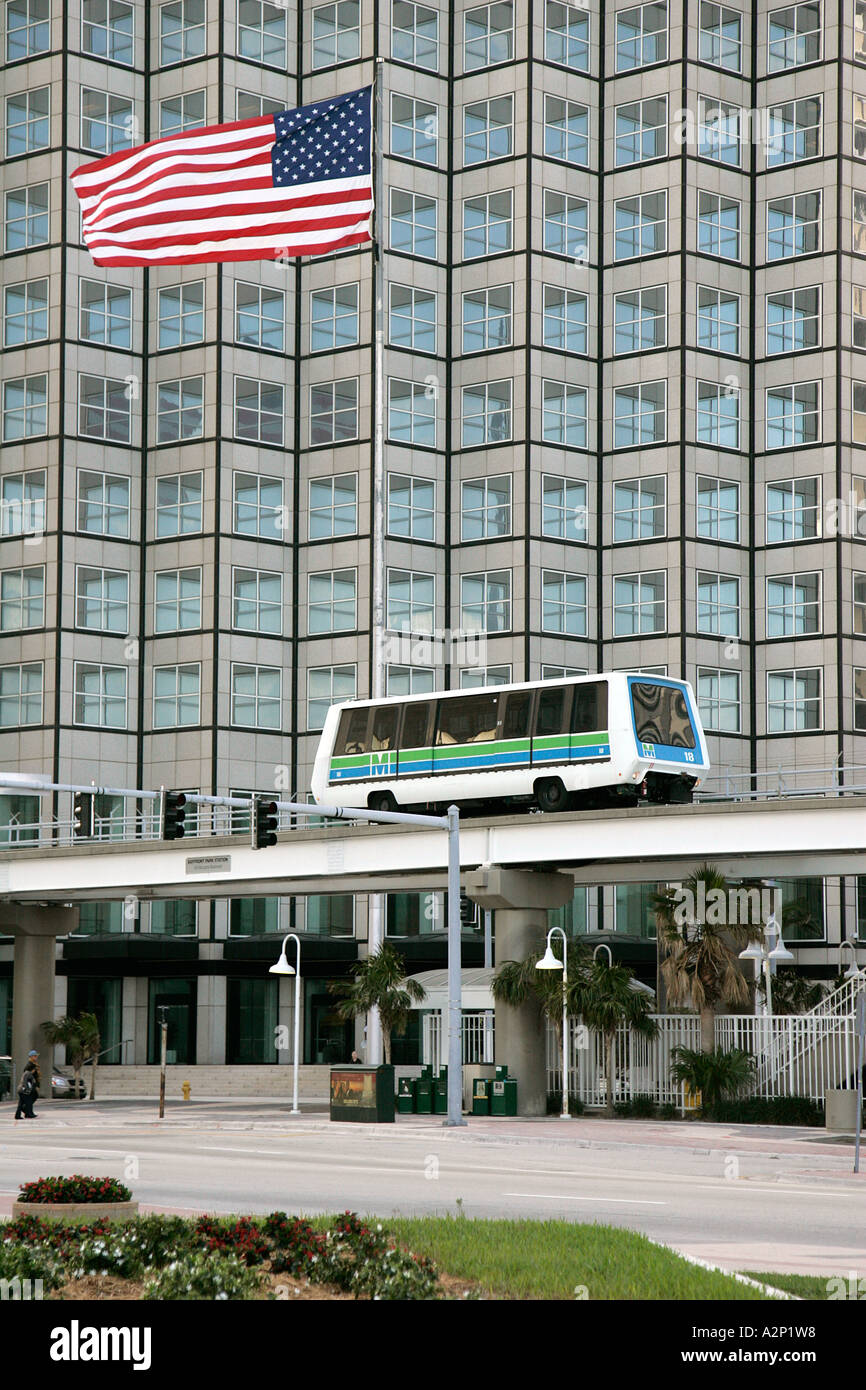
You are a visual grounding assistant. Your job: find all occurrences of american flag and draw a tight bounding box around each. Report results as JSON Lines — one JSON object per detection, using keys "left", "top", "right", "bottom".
{"left": 71, "top": 86, "right": 374, "bottom": 267}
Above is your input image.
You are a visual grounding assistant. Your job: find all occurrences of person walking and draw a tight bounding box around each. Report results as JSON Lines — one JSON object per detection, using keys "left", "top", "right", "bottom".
{"left": 14, "top": 1050, "right": 40, "bottom": 1120}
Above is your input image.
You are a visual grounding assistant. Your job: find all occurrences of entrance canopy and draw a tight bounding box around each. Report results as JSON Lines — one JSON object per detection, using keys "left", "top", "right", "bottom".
{"left": 408, "top": 967, "right": 495, "bottom": 1011}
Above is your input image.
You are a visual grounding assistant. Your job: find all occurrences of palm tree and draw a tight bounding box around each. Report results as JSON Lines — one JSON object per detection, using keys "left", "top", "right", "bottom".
{"left": 41, "top": 1015, "right": 87, "bottom": 1097}
{"left": 576, "top": 958, "right": 658, "bottom": 1117}
{"left": 492, "top": 938, "right": 590, "bottom": 1072}
{"left": 670, "top": 1045, "right": 754, "bottom": 1111}
{"left": 328, "top": 942, "right": 426, "bottom": 1064}
{"left": 653, "top": 865, "right": 763, "bottom": 1054}
{"left": 77, "top": 1012, "right": 101, "bottom": 1100}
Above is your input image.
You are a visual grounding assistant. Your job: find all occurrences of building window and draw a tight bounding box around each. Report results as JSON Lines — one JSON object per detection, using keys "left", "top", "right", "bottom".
{"left": 697, "top": 475, "right": 739, "bottom": 541}
{"left": 461, "top": 380, "right": 512, "bottom": 447}
{"left": 0, "top": 566, "right": 43, "bottom": 631}
{"left": 545, "top": 0, "right": 590, "bottom": 69}
{"left": 386, "top": 379, "right": 434, "bottom": 446}
{"left": 698, "top": 190, "right": 740, "bottom": 259}
{"left": 159, "top": 90, "right": 205, "bottom": 137}
{"left": 766, "top": 288, "right": 820, "bottom": 354}
{"left": 157, "top": 282, "right": 204, "bottom": 348}
{"left": 857, "top": 0, "right": 866, "bottom": 61}
{"left": 237, "top": 0, "right": 287, "bottom": 67}
{"left": 545, "top": 96, "right": 589, "bottom": 165}
{"left": 310, "top": 284, "right": 359, "bottom": 352}
{"left": 542, "top": 475, "right": 587, "bottom": 541}
{"left": 154, "top": 568, "right": 202, "bottom": 632}
{"left": 74, "top": 663, "right": 127, "bottom": 728}
{"left": 386, "top": 569, "right": 435, "bottom": 633}
{"left": 0, "top": 469, "right": 45, "bottom": 537}
{"left": 785, "top": 481, "right": 829, "bottom": 551}
{"left": 766, "top": 573, "right": 821, "bottom": 636}
{"left": 310, "top": 379, "right": 359, "bottom": 446}
{"left": 464, "top": 97, "right": 513, "bottom": 164}
{"left": 856, "top": 193, "right": 866, "bottom": 255}
{"left": 855, "top": 573, "right": 866, "bottom": 634}
{"left": 614, "top": 286, "right": 666, "bottom": 353}
{"left": 856, "top": 669, "right": 866, "bottom": 730}
{"left": 235, "top": 282, "right": 284, "bottom": 351}
{"left": 75, "top": 566, "right": 128, "bottom": 632}
{"left": 464, "top": 1, "right": 513, "bottom": 68}
{"left": 614, "top": 192, "right": 667, "bottom": 259}
{"left": 697, "top": 571, "right": 740, "bottom": 636}
{"left": 4, "top": 277, "right": 48, "bottom": 346}
{"left": 6, "top": 0, "right": 50, "bottom": 60}
{"left": 613, "top": 382, "right": 666, "bottom": 447}
{"left": 389, "top": 188, "right": 436, "bottom": 258}
{"left": 79, "top": 374, "right": 131, "bottom": 443}
{"left": 854, "top": 95, "right": 866, "bottom": 158}
{"left": 306, "top": 895, "right": 354, "bottom": 937}
{"left": 3, "top": 374, "right": 47, "bottom": 440}
{"left": 856, "top": 383, "right": 866, "bottom": 443}
{"left": 698, "top": 667, "right": 741, "bottom": 732}
{"left": 232, "top": 568, "right": 281, "bottom": 634}
{"left": 156, "top": 472, "right": 202, "bottom": 536}
{"left": 616, "top": 0, "right": 667, "bottom": 68}
{"left": 308, "top": 569, "right": 357, "bottom": 633}
{"left": 81, "top": 89, "right": 132, "bottom": 154}
{"left": 767, "top": 193, "right": 820, "bottom": 259}
{"left": 151, "top": 901, "right": 197, "bottom": 936}
{"left": 309, "top": 474, "right": 357, "bottom": 538}
{"left": 389, "top": 284, "right": 436, "bottom": 351}
{"left": 157, "top": 377, "right": 203, "bottom": 442}
{"left": 542, "top": 287, "right": 587, "bottom": 352}
{"left": 765, "top": 383, "right": 820, "bottom": 448}
{"left": 392, "top": 95, "right": 438, "bottom": 164}
{"left": 462, "top": 285, "right": 512, "bottom": 353}
{"left": 4, "top": 182, "right": 49, "bottom": 251}
{"left": 699, "top": 2, "right": 742, "bottom": 69}
{"left": 235, "top": 377, "right": 284, "bottom": 445}
{"left": 6, "top": 87, "right": 49, "bottom": 157}
{"left": 312, "top": 0, "right": 360, "bottom": 66}
{"left": 698, "top": 96, "right": 741, "bottom": 165}
{"left": 613, "top": 477, "right": 666, "bottom": 541}
{"left": 230, "top": 664, "right": 281, "bottom": 728}
{"left": 233, "top": 472, "right": 283, "bottom": 539}
{"left": 460, "top": 570, "right": 511, "bottom": 632}
{"left": 767, "top": 668, "right": 821, "bottom": 731}
{"left": 386, "top": 665, "right": 435, "bottom": 695}
{"left": 387, "top": 474, "right": 435, "bottom": 539}
{"left": 543, "top": 190, "right": 587, "bottom": 258}
{"left": 77, "top": 470, "right": 130, "bottom": 536}
{"left": 160, "top": 0, "right": 205, "bottom": 64}
{"left": 768, "top": 1, "right": 821, "bottom": 69}
{"left": 614, "top": 572, "right": 666, "bottom": 635}
{"left": 460, "top": 664, "right": 512, "bottom": 687}
{"left": 542, "top": 382, "right": 588, "bottom": 447}
{"left": 697, "top": 380, "right": 739, "bottom": 448}
{"left": 463, "top": 191, "right": 512, "bottom": 260}
{"left": 80, "top": 279, "right": 131, "bottom": 347}
{"left": 153, "top": 664, "right": 201, "bottom": 727}
{"left": 542, "top": 571, "right": 587, "bottom": 635}
{"left": 308, "top": 664, "right": 356, "bottom": 730}
{"left": 0, "top": 663, "right": 42, "bottom": 727}
{"left": 461, "top": 474, "right": 511, "bottom": 540}
{"left": 696, "top": 286, "right": 739, "bottom": 353}
{"left": 615, "top": 98, "right": 666, "bottom": 166}
{"left": 767, "top": 97, "right": 821, "bottom": 166}
{"left": 392, "top": 0, "right": 438, "bottom": 69}
{"left": 542, "top": 665, "right": 586, "bottom": 681}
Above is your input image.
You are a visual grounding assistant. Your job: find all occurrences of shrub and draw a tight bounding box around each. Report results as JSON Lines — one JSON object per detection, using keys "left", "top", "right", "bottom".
{"left": 707, "top": 1095, "right": 824, "bottom": 1127}
{"left": 69, "top": 1233, "right": 145, "bottom": 1281}
{"left": 0, "top": 1238, "right": 66, "bottom": 1290}
{"left": 313, "top": 1212, "right": 441, "bottom": 1300}
{"left": 658, "top": 1103, "right": 679, "bottom": 1120}
{"left": 615, "top": 1094, "right": 658, "bottom": 1118}
{"left": 117, "top": 1215, "right": 197, "bottom": 1269}
{"left": 18, "top": 1175, "right": 132, "bottom": 1205}
{"left": 669, "top": 1047, "right": 755, "bottom": 1110}
{"left": 546, "top": 1093, "right": 584, "bottom": 1116}
{"left": 144, "top": 1251, "right": 263, "bottom": 1301}
{"left": 192, "top": 1216, "right": 269, "bottom": 1266}
{"left": 262, "top": 1214, "right": 326, "bottom": 1276}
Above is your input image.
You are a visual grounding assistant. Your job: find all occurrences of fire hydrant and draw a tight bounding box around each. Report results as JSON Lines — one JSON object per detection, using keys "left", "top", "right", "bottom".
{"left": 181, "top": 1080, "right": 191, "bottom": 1102}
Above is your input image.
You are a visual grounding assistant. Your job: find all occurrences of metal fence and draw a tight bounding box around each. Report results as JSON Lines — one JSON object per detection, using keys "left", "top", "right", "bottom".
{"left": 546, "top": 1014, "right": 701, "bottom": 1109}
{"left": 422, "top": 1010, "right": 494, "bottom": 1071}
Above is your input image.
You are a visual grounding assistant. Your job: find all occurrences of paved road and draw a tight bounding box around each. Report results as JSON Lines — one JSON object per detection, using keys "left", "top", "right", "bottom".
{"left": 2, "top": 1100, "right": 865, "bottom": 1276}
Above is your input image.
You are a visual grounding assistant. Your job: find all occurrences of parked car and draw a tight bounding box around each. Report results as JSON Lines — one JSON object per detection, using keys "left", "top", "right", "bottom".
{"left": 51, "top": 1068, "right": 86, "bottom": 1099}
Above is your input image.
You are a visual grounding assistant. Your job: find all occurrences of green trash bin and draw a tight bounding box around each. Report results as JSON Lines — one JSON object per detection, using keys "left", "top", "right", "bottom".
{"left": 397, "top": 1075, "right": 415, "bottom": 1114}
{"left": 433, "top": 1067, "right": 448, "bottom": 1115}
{"left": 471, "top": 1077, "right": 490, "bottom": 1116}
{"left": 414, "top": 1073, "right": 433, "bottom": 1114}
{"left": 490, "top": 1075, "right": 518, "bottom": 1117}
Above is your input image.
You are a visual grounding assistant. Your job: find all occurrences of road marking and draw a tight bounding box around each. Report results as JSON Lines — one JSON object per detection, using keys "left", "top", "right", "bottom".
{"left": 503, "top": 1191, "right": 666, "bottom": 1205}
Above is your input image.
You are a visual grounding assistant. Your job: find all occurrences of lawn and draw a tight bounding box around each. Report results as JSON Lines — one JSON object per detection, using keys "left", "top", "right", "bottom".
{"left": 742, "top": 1272, "right": 832, "bottom": 1300}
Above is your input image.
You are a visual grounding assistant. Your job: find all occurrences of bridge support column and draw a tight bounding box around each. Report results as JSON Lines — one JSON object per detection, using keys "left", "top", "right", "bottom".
{"left": 1, "top": 905, "right": 79, "bottom": 1066}
{"left": 464, "top": 868, "right": 573, "bottom": 1117}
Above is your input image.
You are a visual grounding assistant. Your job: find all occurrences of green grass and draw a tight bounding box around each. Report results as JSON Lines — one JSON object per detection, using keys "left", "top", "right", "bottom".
{"left": 743, "top": 1271, "right": 830, "bottom": 1300}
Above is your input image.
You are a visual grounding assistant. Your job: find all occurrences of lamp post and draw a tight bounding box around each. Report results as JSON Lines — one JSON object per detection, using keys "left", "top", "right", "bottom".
{"left": 839, "top": 940, "right": 865, "bottom": 981}
{"left": 270, "top": 933, "right": 302, "bottom": 1116}
{"left": 537, "top": 926, "right": 570, "bottom": 1120}
{"left": 739, "top": 913, "right": 794, "bottom": 1017}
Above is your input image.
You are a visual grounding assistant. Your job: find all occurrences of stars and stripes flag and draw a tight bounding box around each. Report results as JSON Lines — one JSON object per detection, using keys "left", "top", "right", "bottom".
{"left": 71, "top": 85, "right": 374, "bottom": 267}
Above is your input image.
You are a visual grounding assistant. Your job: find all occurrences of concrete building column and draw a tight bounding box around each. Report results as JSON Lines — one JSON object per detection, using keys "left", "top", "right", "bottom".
{"left": 464, "top": 868, "right": 574, "bottom": 1117}
{"left": 2, "top": 904, "right": 79, "bottom": 1066}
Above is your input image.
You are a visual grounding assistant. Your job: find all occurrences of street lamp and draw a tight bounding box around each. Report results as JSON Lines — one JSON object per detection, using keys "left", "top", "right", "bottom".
{"left": 739, "top": 913, "right": 793, "bottom": 1017}
{"left": 593, "top": 943, "right": 613, "bottom": 967}
{"left": 270, "top": 933, "right": 301, "bottom": 1116}
{"left": 537, "top": 926, "right": 570, "bottom": 1120}
{"left": 840, "top": 940, "right": 865, "bottom": 981}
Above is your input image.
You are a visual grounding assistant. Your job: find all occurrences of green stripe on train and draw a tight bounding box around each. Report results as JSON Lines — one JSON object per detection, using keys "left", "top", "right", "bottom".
{"left": 329, "top": 730, "right": 609, "bottom": 770}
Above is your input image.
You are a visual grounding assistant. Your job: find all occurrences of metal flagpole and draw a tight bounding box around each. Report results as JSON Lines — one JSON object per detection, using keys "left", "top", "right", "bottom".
{"left": 445, "top": 806, "right": 467, "bottom": 1126}
{"left": 854, "top": 988, "right": 865, "bottom": 1174}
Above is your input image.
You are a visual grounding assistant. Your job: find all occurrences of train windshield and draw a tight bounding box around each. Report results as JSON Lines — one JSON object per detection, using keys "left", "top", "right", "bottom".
{"left": 631, "top": 683, "right": 696, "bottom": 750}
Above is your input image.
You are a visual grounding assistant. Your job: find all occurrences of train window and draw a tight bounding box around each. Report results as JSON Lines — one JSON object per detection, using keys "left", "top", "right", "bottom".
{"left": 631, "top": 683, "right": 696, "bottom": 749}
{"left": 572, "top": 681, "right": 608, "bottom": 733}
{"left": 534, "top": 686, "right": 570, "bottom": 737}
{"left": 371, "top": 705, "right": 399, "bottom": 751}
{"left": 436, "top": 694, "right": 499, "bottom": 745}
{"left": 399, "top": 701, "right": 432, "bottom": 749}
{"left": 501, "top": 691, "right": 532, "bottom": 739}
{"left": 335, "top": 707, "right": 369, "bottom": 755}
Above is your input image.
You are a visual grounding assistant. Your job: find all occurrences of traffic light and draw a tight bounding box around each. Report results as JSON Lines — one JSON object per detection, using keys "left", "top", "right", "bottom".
{"left": 162, "top": 790, "right": 187, "bottom": 841}
{"left": 72, "top": 791, "right": 94, "bottom": 839}
{"left": 459, "top": 892, "right": 477, "bottom": 928}
{"left": 253, "top": 797, "right": 279, "bottom": 849}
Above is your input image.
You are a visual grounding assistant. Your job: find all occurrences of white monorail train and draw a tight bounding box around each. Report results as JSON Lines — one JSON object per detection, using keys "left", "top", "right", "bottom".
{"left": 311, "top": 673, "right": 710, "bottom": 815}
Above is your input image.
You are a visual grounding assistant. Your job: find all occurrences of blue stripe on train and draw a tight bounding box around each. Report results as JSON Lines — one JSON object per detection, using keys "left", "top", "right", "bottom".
{"left": 329, "top": 745, "right": 612, "bottom": 781}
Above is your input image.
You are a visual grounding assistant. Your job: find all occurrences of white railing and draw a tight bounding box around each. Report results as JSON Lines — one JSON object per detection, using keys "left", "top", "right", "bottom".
{"left": 547, "top": 1014, "right": 701, "bottom": 1110}
{"left": 697, "top": 762, "right": 866, "bottom": 802}
{"left": 422, "top": 1010, "right": 494, "bottom": 1071}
